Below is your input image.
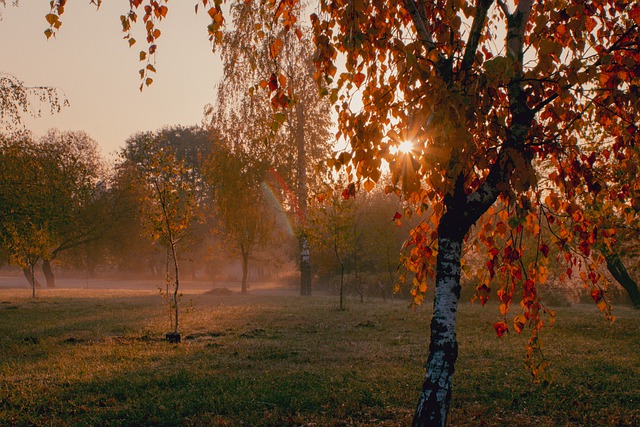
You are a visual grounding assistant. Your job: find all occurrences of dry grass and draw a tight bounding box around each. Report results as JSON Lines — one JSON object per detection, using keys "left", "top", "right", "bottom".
{"left": 0, "top": 286, "right": 638, "bottom": 426}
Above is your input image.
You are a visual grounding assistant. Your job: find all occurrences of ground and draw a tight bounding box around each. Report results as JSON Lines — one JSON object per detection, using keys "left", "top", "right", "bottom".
{"left": 0, "top": 273, "right": 638, "bottom": 426}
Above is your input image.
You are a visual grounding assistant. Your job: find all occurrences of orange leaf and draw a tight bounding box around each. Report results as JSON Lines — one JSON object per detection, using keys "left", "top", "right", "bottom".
{"left": 45, "top": 13, "right": 58, "bottom": 26}
{"left": 270, "top": 38, "right": 283, "bottom": 58}
{"left": 363, "top": 179, "right": 375, "bottom": 192}
{"left": 513, "top": 315, "right": 527, "bottom": 334}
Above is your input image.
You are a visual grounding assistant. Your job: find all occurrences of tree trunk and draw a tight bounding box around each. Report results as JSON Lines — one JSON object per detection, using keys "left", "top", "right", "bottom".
{"left": 605, "top": 251, "right": 640, "bottom": 308}
{"left": 413, "top": 173, "right": 503, "bottom": 425}
{"left": 22, "top": 267, "right": 41, "bottom": 289}
{"left": 169, "top": 243, "right": 180, "bottom": 337}
{"left": 299, "top": 235, "right": 312, "bottom": 296}
{"left": 339, "top": 259, "right": 345, "bottom": 311}
{"left": 30, "top": 264, "right": 36, "bottom": 298}
{"left": 42, "top": 259, "right": 56, "bottom": 288}
{"left": 412, "top": 233, "right": 463, "bottom": 426}
{"left": 241, "top": 246, "right": 249, "bottom": 294}
{"left": 354, "top": 245, "right": 364, "bottom": 303}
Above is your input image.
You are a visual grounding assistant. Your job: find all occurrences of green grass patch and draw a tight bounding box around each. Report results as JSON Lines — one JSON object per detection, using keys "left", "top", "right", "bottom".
{"left": 0, "top": 289, "right": 638, "bottom": 426}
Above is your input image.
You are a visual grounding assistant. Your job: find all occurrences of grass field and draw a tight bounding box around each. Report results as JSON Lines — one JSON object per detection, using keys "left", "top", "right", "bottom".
{"left": 0, "top": 286, "right": 638, "bottom": 426}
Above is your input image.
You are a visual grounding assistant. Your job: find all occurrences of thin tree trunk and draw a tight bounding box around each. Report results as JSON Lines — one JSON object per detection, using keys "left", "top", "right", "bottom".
{"left": 295, "top": 104, "right": 312, "bottom": 296}
{"left": 42, "top": 259, "right": 56, "bottom": 288}
{"left": 30, "top": 264, "right": 36, "bottom": 298}
{"left": 22, "top": 267, "right": 41, "bottom": 289}
{"left": 605, "top": 251, "right": 640, "bottom": 308}
{"left": 339, "top": 260, "right": 345, "bottom": 311}
{"left": 354, "top": 245, "right": 363, "bottom": 303}
{"left": 169, "top": 242, "right": 180, "bottom": 337}
{"left": 299, "top": 235, "right": 312, "bottom": 295}
{"left": 241, "top": 246, "right": 249, "bottom": 294}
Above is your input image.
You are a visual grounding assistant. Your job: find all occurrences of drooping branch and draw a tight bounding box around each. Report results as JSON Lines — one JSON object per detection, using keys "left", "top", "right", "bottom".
{"left": 530, "top": 23, "right": 638, "bottom": 116}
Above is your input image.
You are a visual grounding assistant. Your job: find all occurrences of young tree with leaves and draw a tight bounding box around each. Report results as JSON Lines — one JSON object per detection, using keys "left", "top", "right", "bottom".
{"left": 120, "top": 134, "right": 196, "bottom": 342}
{"left": 43, "top": 1, "right": 640, "bottom": 424}
{"left": 308, "top": 182, "right": 357, "bottom": 310}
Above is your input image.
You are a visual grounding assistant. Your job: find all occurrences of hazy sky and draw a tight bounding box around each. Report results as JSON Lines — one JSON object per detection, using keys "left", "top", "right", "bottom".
{"left": 1, "top": 2, "right": 223, "bottom": 159}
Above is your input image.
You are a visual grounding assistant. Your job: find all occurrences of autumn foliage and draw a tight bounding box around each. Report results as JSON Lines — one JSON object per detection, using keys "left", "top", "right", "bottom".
{"left": 43, "top": 0, "right": 640, "bottom": 425}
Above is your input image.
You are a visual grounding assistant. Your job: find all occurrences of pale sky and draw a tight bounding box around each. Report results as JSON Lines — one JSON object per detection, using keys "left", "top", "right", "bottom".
{"left": 1, "top": 2, "right": 223, "bottom": 159}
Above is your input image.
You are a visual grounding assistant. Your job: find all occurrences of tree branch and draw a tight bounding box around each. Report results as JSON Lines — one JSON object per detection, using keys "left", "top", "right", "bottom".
{"left": 403, "top": 0, "right": 435, "bottom": 50}
{"left": 460, "top": 0, "right": 494, "bottom": 73}
{"left": 496, "top": 0, "right": 510, "bottom": 17}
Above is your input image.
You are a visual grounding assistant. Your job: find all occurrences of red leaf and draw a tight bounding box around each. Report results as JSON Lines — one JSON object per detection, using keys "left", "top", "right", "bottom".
{"left": 268, "top": 73, "right": 278, "bottom": 91}
{"left": 579, "top": 240, "right": 591, "bottom": 256}
{"left": 540, "top": 244, "right": 550, "bottom": 257}
{"left": 523, "top": 279, "right": 536, "bottom": 298}
{"left": 342, "top": 183, "right": 356, "bottom": 200}
{"left": 630, "top": 4, "right": 640, "bottom": 25}
{"left": 476, "top": 283, "right": 490, "bottom": 306}
{"left": 591, "top": 288, "right": 603, "bottom": 303}
{"left": 392, "top": 211, "right": 402, "bottom": 221}
{"left": 494, "top": 321, "right": 508, "bottom": 338}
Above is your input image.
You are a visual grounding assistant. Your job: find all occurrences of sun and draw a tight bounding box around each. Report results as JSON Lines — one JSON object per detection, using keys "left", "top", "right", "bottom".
{"left": 397, "top": 140, "right": 414, "bottom": 154}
